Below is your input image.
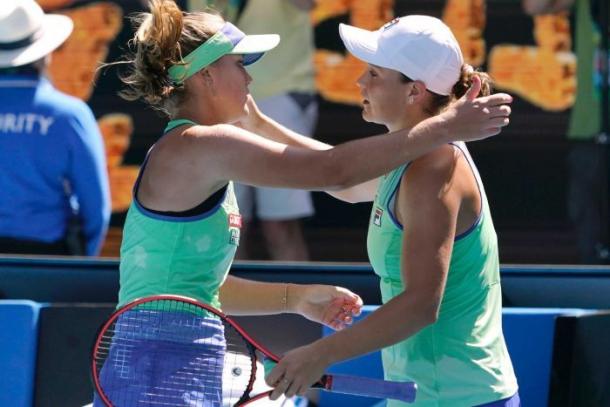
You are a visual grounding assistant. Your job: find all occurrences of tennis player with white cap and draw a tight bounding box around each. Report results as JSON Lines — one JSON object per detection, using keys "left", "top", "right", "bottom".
{"left": 264, "top": 16, "right": 520, "bottom": 407}
{"left": 0, "top": 0, "right": 110, "bottom": 256}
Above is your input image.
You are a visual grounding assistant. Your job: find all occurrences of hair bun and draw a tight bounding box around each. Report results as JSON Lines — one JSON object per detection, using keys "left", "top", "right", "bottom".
{"left": 463, "top": 64, "right": 474, "bottom": 76}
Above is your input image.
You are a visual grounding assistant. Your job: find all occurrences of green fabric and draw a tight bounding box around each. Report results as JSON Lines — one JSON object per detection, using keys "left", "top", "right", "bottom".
{"left": 168, "top": 31, "right": 234, "bottom": 83}
{"left": 568, "top": 0, "right": 606, "bottom": 139}
{"left": 236, "top": 0, "right": 315, "bottom": 99}
{"left": 366, "top": 144, "right": 517, "bottom": 406}
{"left": 164, "top": 119, "right": 198, "bottom": 132}
{"left": 118, "top": 121, "right": 241, "bottom": 310}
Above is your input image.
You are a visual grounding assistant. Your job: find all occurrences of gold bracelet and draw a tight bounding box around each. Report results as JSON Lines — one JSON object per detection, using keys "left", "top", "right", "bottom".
{"left": 281, "top": 283, "right": 288, "bottom": 312}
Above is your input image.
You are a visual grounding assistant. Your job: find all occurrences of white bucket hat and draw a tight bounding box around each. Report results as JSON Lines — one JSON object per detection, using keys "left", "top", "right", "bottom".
{"left": 339, "top": 15, "right": 464, "bottom": 96}
{"left": 0, "top": 0, "right": 73, "bottom": 68}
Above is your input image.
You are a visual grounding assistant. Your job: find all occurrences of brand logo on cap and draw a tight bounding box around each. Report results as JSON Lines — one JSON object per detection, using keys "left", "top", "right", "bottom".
{"left": 382, "top": 18, "right": 401, "bottom": 31}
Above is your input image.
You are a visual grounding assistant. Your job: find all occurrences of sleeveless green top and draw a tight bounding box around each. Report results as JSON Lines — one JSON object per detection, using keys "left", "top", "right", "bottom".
{"left": 118, "top": 119, "right": 241, "bottom": 309}
{"left": 366, "top": 143, "right": 517, "bottom": 406}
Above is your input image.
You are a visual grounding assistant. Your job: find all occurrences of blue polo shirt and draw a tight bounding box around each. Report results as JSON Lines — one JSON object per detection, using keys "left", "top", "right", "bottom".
{"left": 0, "top": 74, "right": 110, "bottom": 255}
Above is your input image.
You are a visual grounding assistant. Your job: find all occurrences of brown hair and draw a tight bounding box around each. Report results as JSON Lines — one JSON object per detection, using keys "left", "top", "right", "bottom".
{"left": 401, "top": 64, "right": 493, "bottom": 116}
{"left": 107, "top": 0, "right": 224, "bottom": 116}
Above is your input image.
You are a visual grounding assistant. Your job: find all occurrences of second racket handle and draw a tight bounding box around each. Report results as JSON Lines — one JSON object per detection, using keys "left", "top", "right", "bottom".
{"left": 325, "top": 374, "right": 417, "bottom": 403}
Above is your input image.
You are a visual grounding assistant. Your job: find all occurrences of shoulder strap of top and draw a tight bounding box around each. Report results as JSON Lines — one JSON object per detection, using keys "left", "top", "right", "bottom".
{"left": 133, "top": 119, "right": 198, "bottom": 197}
{"left": 164, "top": 119, "right": 198, "bottom": 134}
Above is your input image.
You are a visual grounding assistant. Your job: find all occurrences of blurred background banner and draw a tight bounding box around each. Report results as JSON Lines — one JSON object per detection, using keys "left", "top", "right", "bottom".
{"left": 41, "top": 0, "right": 588, "bottom": 263}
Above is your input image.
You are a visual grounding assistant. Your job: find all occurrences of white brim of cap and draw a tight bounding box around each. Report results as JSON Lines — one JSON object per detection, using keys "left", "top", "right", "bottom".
{"left": 230, "top": 34, "right": 280, "bottom": 55}
{"left": 339, "top": 23, "right": 388, "bottom": 68}
{"left": 0, "top": 14, "right": 73, "bottom": 68}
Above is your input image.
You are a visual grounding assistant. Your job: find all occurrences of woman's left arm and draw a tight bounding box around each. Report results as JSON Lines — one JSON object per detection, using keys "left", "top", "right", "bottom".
{"left": 265, "top": 146, "right": 462, "bottom": 398}
{"left": 219, "top": 276, "right": 362, "bottom": 331}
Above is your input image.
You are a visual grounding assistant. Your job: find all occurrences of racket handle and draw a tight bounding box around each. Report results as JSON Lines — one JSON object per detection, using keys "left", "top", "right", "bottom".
{"left": 324, "top": 374, "right": 417, "bottom": 403}
{"left": 262, "top": 358, "right": 277, "bottom": 377}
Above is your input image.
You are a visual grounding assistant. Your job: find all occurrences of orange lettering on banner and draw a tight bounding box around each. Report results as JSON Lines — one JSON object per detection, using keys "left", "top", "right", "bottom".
{"left": 313, "top": 0, "right": 577, "bottom": 111}
{"left": 98, "top": 114, "right": 140, "bottom": 213}
{"left": 489, "top": 13, "right": 576, "bottom": 112}
{"left": 442, "top": 0, "right": 486, "bottom": 67}
{"left": 312, "top": 0, "right": 395, "bottom": 105}
{"left": 47, "top": 2, "right": 123, "bottom": 101}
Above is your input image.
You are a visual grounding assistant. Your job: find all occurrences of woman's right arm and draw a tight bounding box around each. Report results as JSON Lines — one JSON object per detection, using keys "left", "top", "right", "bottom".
{"left": 240, "top": 96, "right": 379, "bottom": 202}
{"left": 192, "top": 119, "right": 444, "bottom": 191}
{"left": 236, "top": 76, "right": 511, "bottom": 200}
{"left": 199, "top": 87, "right": 506, "bottom": 190}
{"left": 196, "top": 76, "right": 511, "bottom": 192}
{"left": 196, "top": 79, "right": 511, "bottom": 190}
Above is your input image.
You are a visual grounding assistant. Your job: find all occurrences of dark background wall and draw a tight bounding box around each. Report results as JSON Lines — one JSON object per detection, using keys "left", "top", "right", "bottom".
{"left": 65, "top": 0, "right": 581, "bottom": 263}
{"left": 2, "top": 257, "right": 610, "bottom": 406}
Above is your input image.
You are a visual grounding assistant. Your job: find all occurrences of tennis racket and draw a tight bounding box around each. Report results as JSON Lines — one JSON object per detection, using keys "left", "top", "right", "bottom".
{"left": 91, "top": 294, "right": 417, "bottom": 406}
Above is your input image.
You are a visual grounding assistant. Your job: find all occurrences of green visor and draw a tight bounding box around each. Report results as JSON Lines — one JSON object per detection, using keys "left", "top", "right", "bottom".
{"left": 168, "top": 22, "right": 279, "bottom": 84}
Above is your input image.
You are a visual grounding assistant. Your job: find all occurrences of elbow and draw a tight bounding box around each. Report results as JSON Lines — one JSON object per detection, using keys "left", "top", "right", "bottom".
{"left": 424, "top": 307, "right": 439, "bottom": 326}
{"left": 341, "top": 195, "right": 362, "bottom": 204}
{"left": 397, "top": 292, "right": 440, "bottom": 327}
{"left": 418, "top": 300, "right": 441, "bottom": 327}
{"left": 341, "top": 191, "right": 372, "bottom": 204}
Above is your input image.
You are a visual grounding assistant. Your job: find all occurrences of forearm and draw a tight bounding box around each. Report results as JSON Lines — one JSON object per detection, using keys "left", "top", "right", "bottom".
{"left": 325, "top": 178, "right": 378, "bottom": 203}
{"left": 254, "top": 116, "right": 375, "bottom": 201}
{"left": 321, "top": 115, "right": 450, "bottom": 190}
{"left": 254, "top": 114, "right": 331, "bottom": 150}
{"left": 221, "top": 115, "right": 451, "bottom": 191}
{"left": 314, "top": 293, "right": 436, "bottom": 364}
{"left": 219, "top": 276, "right": 298, "bottom": 315}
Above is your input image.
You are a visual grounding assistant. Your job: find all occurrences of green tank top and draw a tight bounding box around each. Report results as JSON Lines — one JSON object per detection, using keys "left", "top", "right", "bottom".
{"left": 118, "top": 119, "right": 241, "bottom": 310}
{"left": 366, "top": 143, "right": 518, "bottom": 406}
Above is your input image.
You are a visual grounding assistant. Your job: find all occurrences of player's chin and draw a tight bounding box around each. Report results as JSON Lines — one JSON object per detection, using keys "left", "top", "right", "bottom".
{"left": 241, "top": 96, "right": 251, "bottom": 113}
{"left": 227, "top": 110, "right": 247, "bottom": 125}
{"left": 362, "top": 109, "right": 387, "bottom": 126}
{"left": 233, "top": 103, "right": 249, "bottom": 121}
{"left": 361, "top": 109, "right": 375, "bottom": 123}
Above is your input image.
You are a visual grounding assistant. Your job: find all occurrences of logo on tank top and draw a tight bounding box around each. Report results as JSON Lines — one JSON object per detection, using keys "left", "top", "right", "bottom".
{"left": 229, "top": 228, "right": 240, "bottom": 246}
{"left": 229, "top": 214, "right": 242, "bottom": 228}
{"left": 373, "top": 207, "right": 383, "bottom": 227}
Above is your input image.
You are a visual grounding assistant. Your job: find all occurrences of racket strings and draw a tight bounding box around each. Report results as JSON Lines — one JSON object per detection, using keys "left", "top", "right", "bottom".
{"left": 222, "top": 324, "right": 257, "bottom": 405}
{"left": 93, "top": 299, "right": 255, "bottom": 407}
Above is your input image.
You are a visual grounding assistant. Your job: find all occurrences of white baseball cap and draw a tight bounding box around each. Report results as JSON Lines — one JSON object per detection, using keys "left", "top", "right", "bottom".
{"left": 339, "top": 15, "right": 464, "bottom": 96}
{"left": 0, "top": 0, "right": 73, "bottom": 68}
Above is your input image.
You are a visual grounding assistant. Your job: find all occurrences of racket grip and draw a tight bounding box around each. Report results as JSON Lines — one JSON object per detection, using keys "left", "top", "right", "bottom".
{"left": 326, "top": 375, "right": 417, "bottom": 403}
{"left": 262, "top": 358, "right": 276, "bottom": 377}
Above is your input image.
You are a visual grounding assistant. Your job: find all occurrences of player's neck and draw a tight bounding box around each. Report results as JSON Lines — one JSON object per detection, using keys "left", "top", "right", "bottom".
{"left": 175, "top": 103, "right": 224, "bottom": 126}
{"left": 386, "top": 114, "right": 426, "bottom": 133}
